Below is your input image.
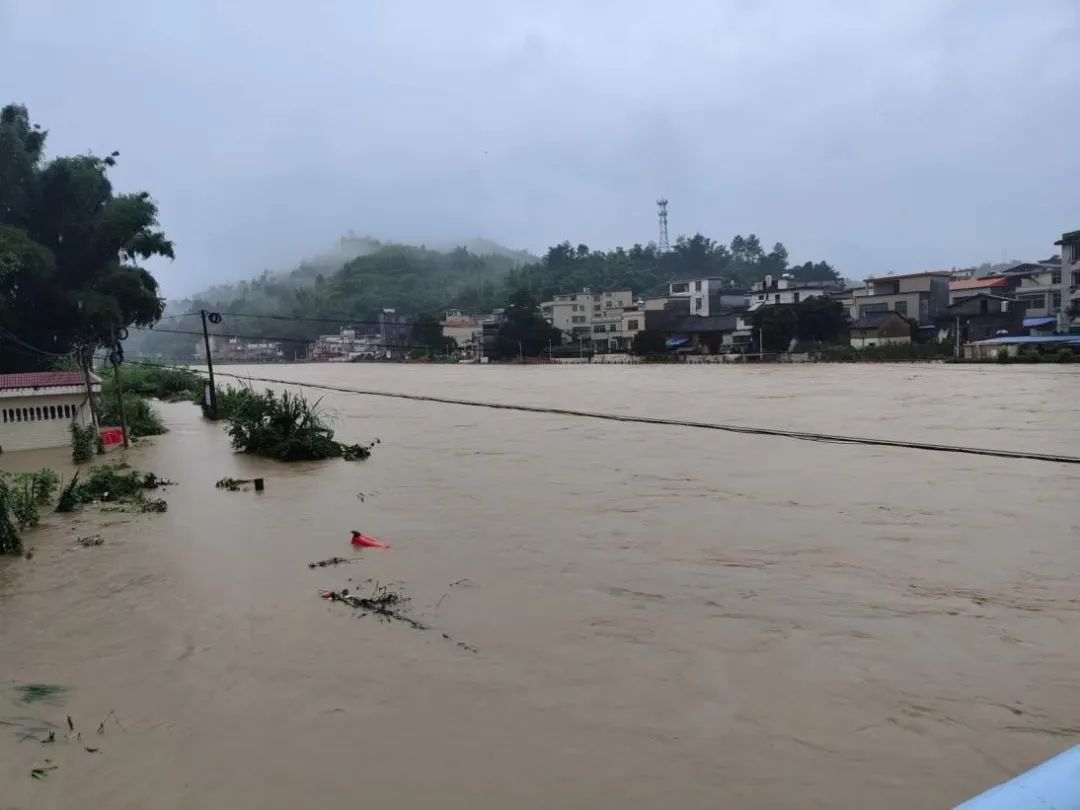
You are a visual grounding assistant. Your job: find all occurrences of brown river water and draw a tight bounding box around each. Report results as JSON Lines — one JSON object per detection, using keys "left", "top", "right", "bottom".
{"left": 2, "top": 363, "right": 1078, "bottom": 809}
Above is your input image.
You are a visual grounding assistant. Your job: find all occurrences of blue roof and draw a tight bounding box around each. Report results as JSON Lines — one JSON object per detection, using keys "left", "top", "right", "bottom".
{"left": 1023, "top": 316, "right": 1057, "bottom": 328}
{"left": 972, "top": 335, "right": 1080, "bottom": 346}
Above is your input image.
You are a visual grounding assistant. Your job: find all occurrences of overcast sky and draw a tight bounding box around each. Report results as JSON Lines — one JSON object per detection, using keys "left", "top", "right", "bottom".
{"left": 2, "top": 0, "right": 1077, "bottom": 297}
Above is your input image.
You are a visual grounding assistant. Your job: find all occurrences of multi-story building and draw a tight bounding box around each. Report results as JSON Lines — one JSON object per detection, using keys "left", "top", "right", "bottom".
{"left": 747, "top": 274, "right": 843, "bottom": 312}
{"left": 849, "top": 271, "right": 951, "bottom": 332}
{"left": 668, "top": 278, "right": 748, "bottom": 317}
{"left": 541, "top": 289, "right": 633, "bottom": 350}
{"left": 1055, "top": 229, "right": 1080, "bottom": 330}
{"left": 379, "top": 308, "right": 411, "bottom": 361}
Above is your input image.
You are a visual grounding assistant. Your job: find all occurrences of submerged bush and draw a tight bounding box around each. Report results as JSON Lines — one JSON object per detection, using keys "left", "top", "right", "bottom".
{"left": 219, "top": 386, "right": 373, "bottom": 462}
{"left": 0, "top": 482, "right": 23, "bottom": 555}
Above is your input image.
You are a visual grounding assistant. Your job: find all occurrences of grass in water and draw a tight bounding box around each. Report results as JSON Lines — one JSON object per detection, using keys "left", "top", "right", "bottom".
{"left": 15, "top": 684, "right": 69, "bottom": 706}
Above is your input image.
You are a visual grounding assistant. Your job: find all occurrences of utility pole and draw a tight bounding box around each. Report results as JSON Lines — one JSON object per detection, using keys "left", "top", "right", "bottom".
{"left": 759, "top": 327, "right": 765, "bottom": 360}
{"left": 109, "top": 328, "right": 129, "bottom": 449}
{"left": 954, "top": 315, "right": 961, "bottom": 360}
{"left": 200, "top": 309, "right": 219, "bottom": 417}
{"left": 518, "top": 340, "right": 524, "bottom": 363}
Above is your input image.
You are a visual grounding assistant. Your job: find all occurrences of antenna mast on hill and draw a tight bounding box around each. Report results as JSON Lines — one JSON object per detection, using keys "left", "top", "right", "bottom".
{"left": 656, "top": 198, "right": 671, "bottom": 253}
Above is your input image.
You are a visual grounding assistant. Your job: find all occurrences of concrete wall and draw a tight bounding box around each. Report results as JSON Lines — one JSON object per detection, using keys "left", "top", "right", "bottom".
{"left": 0, "top": 393, "right": 93, "bottom": 452}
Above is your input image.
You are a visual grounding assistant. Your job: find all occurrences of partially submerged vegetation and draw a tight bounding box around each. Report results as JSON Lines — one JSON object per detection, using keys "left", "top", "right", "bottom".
{"left": 96, "top": 363, "right": 205, "bottom": 438}
{"left": 1, "top": 465, "right": 172, "bottom": 554}
{"left": 215, "top": 386, "right": 374, "bottom": 462}
{"left": 0, "top": 469, "right": 61, "bottom": 552}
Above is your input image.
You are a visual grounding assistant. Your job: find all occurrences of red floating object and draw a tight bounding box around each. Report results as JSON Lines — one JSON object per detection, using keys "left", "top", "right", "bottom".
{"left": 350, "top": 531, "right": 390, "bottom": 549}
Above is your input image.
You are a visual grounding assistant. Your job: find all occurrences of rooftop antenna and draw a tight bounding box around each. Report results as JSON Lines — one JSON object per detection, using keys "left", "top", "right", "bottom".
{"left": 657, "top": 198, "right": 670, "bottom": 253}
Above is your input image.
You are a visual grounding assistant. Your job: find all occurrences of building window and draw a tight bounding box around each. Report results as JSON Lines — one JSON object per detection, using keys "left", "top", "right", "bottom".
{"left": 860, "top": 303, "right": 888, "bottom": 316}
{"left": 571, "top": 315, "right": 586, "bottom": 324}
{"left": 793, "top": 291, "right": 800, "bottom": 303}
{"left": 49, "top": 406, "right": 57, "bottom": 419}
{"left": 1019, "top": 294, "right": 1045, "bottom": 311}
{"left": 895, "top": 301, "right": 907, "bottom": 316}
{"left": 695, "top": 297, "right": 703, "bottom": 311}
{"left": 593, "top": 304, "right": 601, "bottom": 312}
{"left": 1052, "top": 292, "right": 1062, "bottom": 309}
{"left": 671, "top": 283, "right": 689, "bottom": 294}
{"left": 695, "top": 280, "right": 702, "bottom": 291}
{"left": 1051, "top": 270, "right": 1061, "bottom": 284}
{"left": 627, "top": 319, "right": 639, "bottom": 330}
{"left": 774, "top": 294, "right": 780, "bottom": 304}
{"left": 1073, "top": 270, "right": 1080, "bottom": 288}
{"left": 2, "top": 409, "right": 6, "bottom": 423}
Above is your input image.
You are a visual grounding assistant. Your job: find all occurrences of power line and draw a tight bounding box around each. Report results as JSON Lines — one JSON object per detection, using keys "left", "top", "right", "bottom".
{"left": 128, "top": 326, "right": 445, "bottom": 353}
{"left": 119, "top": 360, "right": 1080, "bottom": 467}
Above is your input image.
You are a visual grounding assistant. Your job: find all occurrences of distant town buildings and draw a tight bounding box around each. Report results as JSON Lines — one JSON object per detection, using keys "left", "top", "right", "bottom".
{"left": 195, "top": 336, "right": 285, "bottom": 363}
{"left": 307, "top": 328, "right": 382, "bottom": 362}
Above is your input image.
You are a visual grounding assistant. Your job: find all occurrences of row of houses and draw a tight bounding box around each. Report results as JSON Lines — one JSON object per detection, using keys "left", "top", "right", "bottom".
{"left": 529, "top": 227, "right": 1080, "bottom": 356}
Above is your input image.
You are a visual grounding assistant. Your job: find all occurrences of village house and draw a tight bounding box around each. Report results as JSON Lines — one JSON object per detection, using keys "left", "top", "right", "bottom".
{"left": 849, "top": 312, "right": 913, "bottom": 349}
{"left": 938, "top": 294, "right": 1024, "bottom": 344}
{"left": 849, "top": 271, "right": 951, "bottom": 336}
{"left": 668, "top": 278, "right": 748, "bottom": 317}
{"left": 0, "top": 372, "right": 99, "bottom": 452}
{"left": 747, "top": 274, "right": 842, "bottom": 312}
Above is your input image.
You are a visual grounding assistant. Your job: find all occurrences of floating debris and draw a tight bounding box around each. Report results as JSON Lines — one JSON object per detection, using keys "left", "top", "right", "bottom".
{"left": 320, "top": 583, "right": 425, "bottom": 630}
{"left": 308, "top": 556, "right": 352, "bottom": 569}
{"left": 139, "top": 498, "right": 168, "bottom": 513}
{"left": 31, "top": 762, "right": 58, "bottom": 780}
{"left": 77, "top": 534, "right": 105, "bottom": 547}
{"left": 215, "top": 476, "right": 253, "bottom": 492}
{"left": 350, "top": 531, "right": 390, "bottom": 549}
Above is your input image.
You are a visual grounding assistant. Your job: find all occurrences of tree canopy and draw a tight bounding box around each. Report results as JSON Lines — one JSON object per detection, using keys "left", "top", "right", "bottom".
{"left": 0, "top": 103, "right": 172, "bottom": 371}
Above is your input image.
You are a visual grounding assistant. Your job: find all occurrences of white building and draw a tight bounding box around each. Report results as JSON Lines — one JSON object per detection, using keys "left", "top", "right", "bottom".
{"left": 746, "top": 274, "right": 841, "bottom": 312}
{"left": 668, "top": 278, "right": 748, "bottom": 317}
{"left": 0, "top": 372, "right": 100, "bottom": 452}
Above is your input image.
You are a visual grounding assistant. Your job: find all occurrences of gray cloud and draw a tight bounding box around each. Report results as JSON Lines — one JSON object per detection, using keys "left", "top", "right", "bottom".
{"left": 2, "top": 0, "right": 1077, "bottom": 296}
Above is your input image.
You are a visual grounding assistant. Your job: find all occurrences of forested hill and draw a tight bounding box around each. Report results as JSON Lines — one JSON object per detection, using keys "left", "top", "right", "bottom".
{"left": 125, "top": 240, "right": 533, "bottom": 359}
{"left": 127, "top": 233, "right": 840, "bottom": 360}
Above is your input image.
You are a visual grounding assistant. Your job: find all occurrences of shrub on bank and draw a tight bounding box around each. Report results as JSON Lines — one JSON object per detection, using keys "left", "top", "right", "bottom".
{"left": 818, "top": 342, "right": 953, "bottom": 362}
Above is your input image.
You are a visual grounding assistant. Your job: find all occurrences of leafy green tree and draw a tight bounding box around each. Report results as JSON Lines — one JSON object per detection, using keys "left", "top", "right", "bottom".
{"left": 410, "top": 312, "right": 455, "bottom": 355}
{"left": 490, "top": 289, "right": 562, "bottom": 359}
{"left": 792, "top": 297, "right": 849, "bottom": 343}
{"left": 0, "top": 103, "right": 173, "bottom": 372}
{"left": 751, "top": 306, "right": 798, "bottom": 353}
{"left": 631, "top": 330, "right": 668, "bottom": 355}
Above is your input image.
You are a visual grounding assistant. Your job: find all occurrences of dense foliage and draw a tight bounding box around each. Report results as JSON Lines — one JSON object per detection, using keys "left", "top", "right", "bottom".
{"left": 217, "top": 386, "right": 373, "bottom": 462}
{"left": 751, "top": 298, "right": 850, "bottom": 353}
{"left": 487, "top": 290, "right": 564, "bottom": 360}
{"left": 0, "top": 103, "right": 172, "bottom": 372}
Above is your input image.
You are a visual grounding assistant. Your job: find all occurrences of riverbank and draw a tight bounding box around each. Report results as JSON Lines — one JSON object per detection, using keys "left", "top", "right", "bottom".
{"left": 2, "top": 365, "right": 1079, "bottom": 808}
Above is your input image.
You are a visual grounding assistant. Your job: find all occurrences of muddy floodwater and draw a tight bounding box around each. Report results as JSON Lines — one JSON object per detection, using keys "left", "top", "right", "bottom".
{"left": 2, "top": 363, "right": 1078, "bottom": 809}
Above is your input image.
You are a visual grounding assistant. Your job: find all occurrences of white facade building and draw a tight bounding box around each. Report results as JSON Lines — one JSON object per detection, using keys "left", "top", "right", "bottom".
{"left": 746, "top": 274, "right": 839, "bottom": 312}
{"left": 0, "top": 372, "right": 100, "bottom": 453}
{"left": 668, "top": 278, "right": 747, "bottom": 317}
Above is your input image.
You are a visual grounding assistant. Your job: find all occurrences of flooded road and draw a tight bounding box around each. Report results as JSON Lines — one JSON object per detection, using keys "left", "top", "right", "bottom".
{"left": 2, "top": 363, "right": 1079, "bottom": 809}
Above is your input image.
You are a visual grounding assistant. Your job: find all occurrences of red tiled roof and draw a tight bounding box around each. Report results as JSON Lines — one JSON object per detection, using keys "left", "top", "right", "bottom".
{"left": 950, "top": 277, "right": 1010, "bottom": 291}
{"left": 0, "top": 371, "right": 100, "bottom": 391}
